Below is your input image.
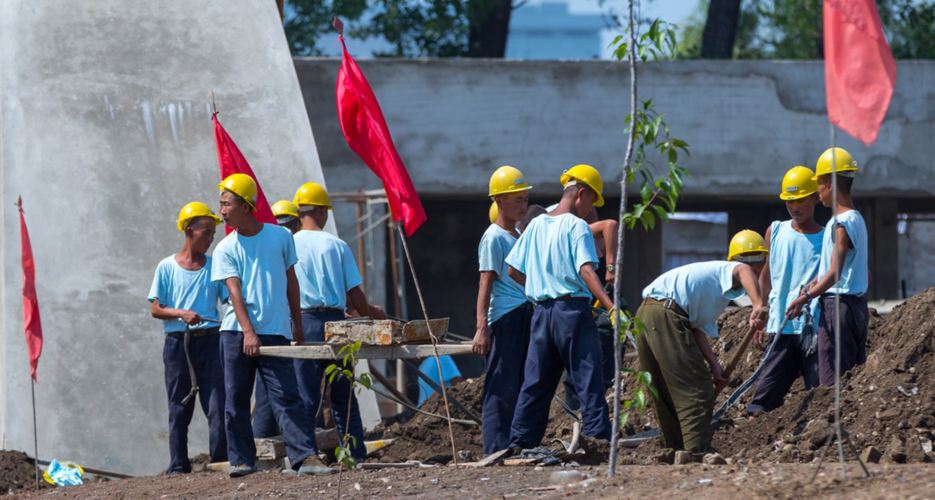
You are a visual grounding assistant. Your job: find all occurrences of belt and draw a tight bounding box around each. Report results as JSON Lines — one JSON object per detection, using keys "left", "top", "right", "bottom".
{"left": 168, "top": 327, "right": 219, "bottom": 338}
{"left": 302, "top": 307, "right": 344, "bottom": 314}
{"left": 819, "top": 293, "right": 862, "bottom": 300}
{"left": 546, "top": 295, "right": 589, "bottom": 302}
{"left": 642, "top": 297, "right": 688, "bottom": 318}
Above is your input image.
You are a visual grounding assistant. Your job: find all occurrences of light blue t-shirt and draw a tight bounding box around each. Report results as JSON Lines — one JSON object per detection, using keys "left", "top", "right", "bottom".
{"left": 766, "top": 221, "right": 823, "bottom": 334}
{"left": 211, "top": 224, "right": 298, "bottom": 338}
{"left": 643, "top": 261, "right": 745, "bottom": 338}
{"left": 148, "top": 255, "right": 229, "bottom": 333}
{"left": 418, "top": 355, "right": 462, "bottom": 406}
{"left": 818, "top": 210, "right": 869, "bottom": 296}
{"left": 478, "top": 224, "right": 528, "bottom": 324}
{"left": 506, "top": 213, "right": 598, "bottom": 302}
{"left": 293, "top": 230, "right": 363, "bottom": 310}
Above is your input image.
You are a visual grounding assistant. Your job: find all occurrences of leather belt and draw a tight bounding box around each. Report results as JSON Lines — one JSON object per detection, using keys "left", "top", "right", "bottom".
{"left": 168, "top": 327, "right": 219, "bottom": 338}
{"left": 302, "top": 307, "right": 344, "bottom": 314}
{"left": 550, "top": 295, "right": 589, "bottom": 302}
{"left": 643, "top": 297, "right": 688, "bottom": 318}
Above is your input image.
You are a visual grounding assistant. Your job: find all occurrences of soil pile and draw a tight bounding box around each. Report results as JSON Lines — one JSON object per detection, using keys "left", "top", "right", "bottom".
{"left": 0, "top": 450, "right": 53, "bottom": 493}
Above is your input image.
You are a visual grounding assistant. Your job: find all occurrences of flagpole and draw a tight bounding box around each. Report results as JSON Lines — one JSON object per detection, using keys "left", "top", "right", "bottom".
{"left": 31, "top": 380, "right": 39, "bottom": 490}
{"left": 395, "top": 224, "right": 459, "bottom": 465}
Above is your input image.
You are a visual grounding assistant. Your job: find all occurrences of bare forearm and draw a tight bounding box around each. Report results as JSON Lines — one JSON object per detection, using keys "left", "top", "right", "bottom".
{"left": 737, "top": 266, "right": 766, "bottom": 308}
{"left": 693, "top": 329, "right": 720, "bottom": 369}
{"left": 150, "top": 301, "right": 187, "bottom": 321}
{"left": 225, "top": 279, "right": 255, "bottom": 335}
{"left": 476, "top": 273, "right": 495, "bottom": 329}
{"left": 348, "top": 286, "right": 371, "bottom": 318}
{"left": 507, "top": 266, "right": 526, "bottom": 287}
{"left": 601, "top": 220, "right": 618, "bottom": 270}
{"left": 581, "top": 265, "right": 612, "bottom": 307}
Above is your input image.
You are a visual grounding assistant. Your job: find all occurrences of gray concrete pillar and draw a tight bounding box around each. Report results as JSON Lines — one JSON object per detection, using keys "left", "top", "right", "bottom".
{"left": 622, "top": 224, "right": 662, "bottom": 311}
{"left": 868, "top": 198, "right": 899, "bottom": 300}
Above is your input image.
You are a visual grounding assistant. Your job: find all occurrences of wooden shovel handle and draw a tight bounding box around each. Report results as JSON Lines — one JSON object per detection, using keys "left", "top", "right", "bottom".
{"left": 722, "top": 308, "right": 768, "bottom": 380}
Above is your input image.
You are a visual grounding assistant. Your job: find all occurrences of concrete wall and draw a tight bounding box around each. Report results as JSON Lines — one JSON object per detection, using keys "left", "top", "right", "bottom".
{"left": 0, "top": 1, "right": 327, "bottom": 475}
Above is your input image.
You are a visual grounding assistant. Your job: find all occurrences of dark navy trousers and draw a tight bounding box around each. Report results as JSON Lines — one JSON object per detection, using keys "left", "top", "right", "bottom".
{"left": 482, "top": 303, "right": 533, "bottom": 455}
{"left": 251, "top": 310, "right": 366, "bottom": 460}
{"left": 221, "top": 332, "right": 317, "bottom": 468}
{"left": 164, "top": 330, "right": 227, "bottom": 474}
{"left": 509, "top": 299, "right": 612, "bottom": 449}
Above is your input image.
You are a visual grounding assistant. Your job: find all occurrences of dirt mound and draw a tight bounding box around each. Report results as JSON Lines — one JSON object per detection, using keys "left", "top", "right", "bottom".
{"left": 0, "top": 450, "right": 53, "bottom": 493}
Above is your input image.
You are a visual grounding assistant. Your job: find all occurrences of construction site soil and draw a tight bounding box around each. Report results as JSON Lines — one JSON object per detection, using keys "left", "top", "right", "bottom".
{"left": 8, "top": 289, "right": 935, "bottom": 497}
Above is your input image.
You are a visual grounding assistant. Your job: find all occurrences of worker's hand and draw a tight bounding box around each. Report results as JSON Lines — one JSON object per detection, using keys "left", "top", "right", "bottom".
{"left": 179, "top": 310, "right": 203, "bottom": 326}
{"left": 753, "top": 329, "right": 769, "bottom": 350}
{"left": 748, "top": 306, "right": 766, "bottom": 331}
{"left": 243, "top": 331, "right": 262, "bottom": 357}
{"left": 472, "top": 325, "right": 491, "bottom": 356}
{"left": 605, "top": 269, "right": 616, "bottom": 283}
{"left": 369, "top": 305, "right": 387, "bottom": 320}
{"left": 711, "top": 363, "right": 729, "bottom": 392}
{"left": 785, "top": 296, "right": 808, "bottom": 320}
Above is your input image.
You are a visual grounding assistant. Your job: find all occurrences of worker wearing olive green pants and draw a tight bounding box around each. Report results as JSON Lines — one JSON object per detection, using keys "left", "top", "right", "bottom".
{"left": 636, "top": 231, "right": 768, "bottom": 459}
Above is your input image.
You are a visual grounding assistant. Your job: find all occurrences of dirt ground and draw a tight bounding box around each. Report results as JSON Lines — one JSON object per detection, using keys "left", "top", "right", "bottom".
{"left": 10, "top": 462, "right": 935, "bottom": 499}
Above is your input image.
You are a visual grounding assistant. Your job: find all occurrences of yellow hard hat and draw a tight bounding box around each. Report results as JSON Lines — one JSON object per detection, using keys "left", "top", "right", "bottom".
{"left": 218, "top": 173, "right": 258, "bottom": 210}
{"left": 293, "top": 182, "right": 333, "bottom": 210}
{"left": 813, "top": 147, "right": 858, "bottom": 180}
{"left": 560, "top": 164, "right": 605, "bottom": 207}
{"left": 272, "top": 200, "right": 299, "bottom": 219}
{"left": 177, "top": 202, "right": 223, "bottom": 232}
{"left": 489, "top": 201, "right": 498, "bottom": 224}
{"left": 728, "top": 230, "right": 769, "bottom": 262}
{"left": 488, "top": 166, "right": 533, "bottom": 198}
{"left": 780, "top": 166, "right": 819, "bottom": 200}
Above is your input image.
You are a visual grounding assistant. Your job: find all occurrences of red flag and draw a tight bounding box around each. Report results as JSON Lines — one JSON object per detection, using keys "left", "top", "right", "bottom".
{"left": 213, "top": 113, "right": 277, "bottom": 233}
{"left": 824, "top": 0, "right": 896, "bottom": 146}
{"left": 17, "top": 198, "right": 42, "bottom": 383}
{"left": 335, "top": 33, "right": 427, "bottom": 236}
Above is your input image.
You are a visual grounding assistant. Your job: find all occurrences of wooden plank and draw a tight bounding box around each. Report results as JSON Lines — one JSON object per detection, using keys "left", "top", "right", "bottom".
{"left": 260, "top": 342, "right": 474, "bottom": 360}
{"left": 472, "top": 448, "right": 510, "bottom": 467}
{"left": 503, "top": 458, "right": 540, "bottom": 466}
{"left": 618, "top": 428, "right": 660, "bottom": 448}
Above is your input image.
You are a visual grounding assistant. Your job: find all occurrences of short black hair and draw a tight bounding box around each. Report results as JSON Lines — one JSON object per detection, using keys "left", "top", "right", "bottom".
{"left": 837, "top": 174, "right": 854, "bottom": 195}
{"left": 520, "top": 205, "right": 546, "bottom": 233}
{"left": 185, "top": 216, "right": 214, "bottom": 231}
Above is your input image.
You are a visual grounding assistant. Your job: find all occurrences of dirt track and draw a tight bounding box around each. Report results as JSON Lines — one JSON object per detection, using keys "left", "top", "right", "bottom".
{"left": 10, "top": 462, "right": 935, "bottom": 499}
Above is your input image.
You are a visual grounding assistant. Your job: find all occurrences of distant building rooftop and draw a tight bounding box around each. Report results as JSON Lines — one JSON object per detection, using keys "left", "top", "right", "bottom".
{"left": 506, "top": 2, "right": 606, "bottom": 59}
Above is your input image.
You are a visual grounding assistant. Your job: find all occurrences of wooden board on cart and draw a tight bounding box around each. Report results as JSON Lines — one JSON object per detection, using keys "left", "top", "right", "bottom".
{"left": 325, "top": 318, "right": 449, "bottom": 345}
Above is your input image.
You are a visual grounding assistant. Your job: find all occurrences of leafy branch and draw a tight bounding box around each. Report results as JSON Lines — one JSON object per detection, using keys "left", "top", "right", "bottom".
{"left": 324, "top": 340, "right": 372, "bottom": 498}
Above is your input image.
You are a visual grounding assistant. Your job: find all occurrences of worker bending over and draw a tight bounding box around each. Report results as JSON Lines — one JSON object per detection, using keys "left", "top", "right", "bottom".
{"left": 473, "top": 166, "right": 534, "bottom": 455}
{"left": 290, "top": 182, "right": 384, "bottom": 462}
{"left": 787, "top": 148, "right": 869, "bottom": 386}
{"left": 636, "top": 230, "right": 767, "bottom": 460}
{"left": 212, "top": 174, "right": 332, "bottom": 477}
{"left": 505, "top": 168, "right": 615, "bottom": 449}
{"left": 149, "top": 202, "right": 228, "bottom": 474}
{"left": 746, "top": 167, "right": 824, "bottom": 415}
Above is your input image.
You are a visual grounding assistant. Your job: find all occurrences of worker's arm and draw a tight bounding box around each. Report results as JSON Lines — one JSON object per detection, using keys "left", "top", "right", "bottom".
{"left": 347, "top": 285, "right": 385, "bottom": 320}
{"left": 733, "top": 263, "right": 766, "bottom": 330}
{"left": 589, "top": 220, "right": 619, "bottom": 282}
{"left": 225, "top": 277, "right": 262, "bottom": 357}
{"left": 693, "top": 328, "right": 728, "bottom": 392}
{"left": 507, "top": 266, "right": 526, "bottom": 287}
{"left": 581, "top": 264, "right": 613, "bottom": 309}
{"left": 787, "top": 225, "right": 851, "bottom": 319}
{"left": 754, "top": 226, "right": 773, "bottom": 349}
{"left": 285, "top": 267, "right": 305, "bottom": 344}
{"left": 473, "top": 271, "right": 496, "bottom": 356}
{"left": 150, "top": 298, "right": 203, "bottom": 326}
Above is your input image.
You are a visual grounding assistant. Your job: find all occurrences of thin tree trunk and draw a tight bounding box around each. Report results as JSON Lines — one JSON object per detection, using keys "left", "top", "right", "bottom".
{"left": 467, "top": 0, "right": 514, "bottom": 57}
{"left": 609, "top": 0, "right": 638, "bottom": 478}
{"left": 700, "top": 0, "right": 743, "bottom": 58}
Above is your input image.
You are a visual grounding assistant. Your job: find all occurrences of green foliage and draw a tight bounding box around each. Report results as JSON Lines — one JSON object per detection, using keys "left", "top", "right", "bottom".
{"left": 614, "top": 312, "right": 658, "bottom": 427}
{"left": 324, "top": 341, "right": 372, "bottom": 471}
{"left": 361, "top": 0, "right": 469, "bottom": 56}
{"left": 284, "top": 0, "right": 369, "bottom": 56}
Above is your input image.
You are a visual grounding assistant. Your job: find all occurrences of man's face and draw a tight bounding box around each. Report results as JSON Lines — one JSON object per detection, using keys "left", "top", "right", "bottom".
{"left": 573, "top": 186, "right": 596, "bottom": 219}
{"left": 816, "top": 175, "right": 834, "bottom": 207}
{"left": 785, "top": 194, "right": 819, "bottom": 224}
{"left": 496, "top": 192, "right": 528, "bottom": 223}
{"left": 219, "top": 191, "right": 249, "bottom": 228}
{"left": 187, "top": 218, "right": 217, "bottom": 253}
{"left": 750, "top": 260, "right": 766, "bottom": 277}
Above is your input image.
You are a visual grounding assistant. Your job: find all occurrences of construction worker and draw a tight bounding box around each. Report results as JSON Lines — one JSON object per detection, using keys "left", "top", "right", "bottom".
{"left": 148, "top": 202, "right": 228, "bottom": 474}
{"left": 505, "top": 166, "right": 615, "bottom": 450}
{"left": 635, "top": 230, "right": 767, "bottom": 460}
{"left": 211, "top": 174, "right": 333, "bottom": 477}
{"left": 787, "top": 148, "right": 870, "bottom": 387}
{"left": 252, "top": 199, "right": 301, "bottom": 440}
{"left": 746, "top": 167, "right": 824, "bottom": 415}
{"left": 272, "top": 200, "right": 301, "bottom": 234}
{"left": 472, "top": 166, "right": 534, "bottom": 455}
{"left": 291, "top": 181, "right": 385, "bottom": 462}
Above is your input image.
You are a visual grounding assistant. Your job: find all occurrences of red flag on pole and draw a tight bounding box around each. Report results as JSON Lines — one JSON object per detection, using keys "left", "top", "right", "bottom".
{"left": 334, "top": 23, "right": 427, "bottom": 236}
{"left": 824, "top": 0, "right": 896, "bottom": 146}
{"left": 213, "top": 113, "right": 277, "bottom": 233}
{"left": 17, "top": 198, "right": 42, "bottom": 383}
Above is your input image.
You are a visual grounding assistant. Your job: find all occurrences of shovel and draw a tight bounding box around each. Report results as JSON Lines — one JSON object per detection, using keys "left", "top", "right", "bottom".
{"left": 716, "top": 308, "right": 767, "bottom": 395}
